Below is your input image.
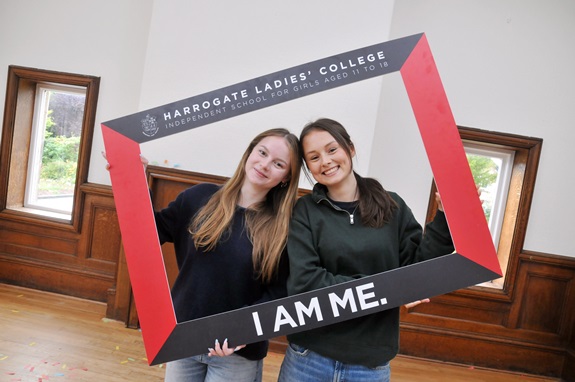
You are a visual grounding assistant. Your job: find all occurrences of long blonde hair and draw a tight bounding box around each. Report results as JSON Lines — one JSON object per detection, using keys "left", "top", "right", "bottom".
{"left": 189, "top": 128, "right": 301, "bottom": 283}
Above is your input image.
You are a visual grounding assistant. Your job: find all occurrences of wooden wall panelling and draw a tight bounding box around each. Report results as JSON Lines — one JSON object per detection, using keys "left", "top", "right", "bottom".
{"left": 564, "top": 318, "right": 575, "bottom": 382}
{"left": 78, "top": 185, "right": 123, "bottom": 275}
{"left": 399, "top": 251, "right": 575, "bottom": 378}
{"left": 0, "top": 183, "right": 120, "bottom": 302}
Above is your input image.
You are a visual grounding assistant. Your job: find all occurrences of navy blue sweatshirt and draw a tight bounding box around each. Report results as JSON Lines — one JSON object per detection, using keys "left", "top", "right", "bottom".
{"left": 154, "top": 183, "right": 288, "bottom": 360}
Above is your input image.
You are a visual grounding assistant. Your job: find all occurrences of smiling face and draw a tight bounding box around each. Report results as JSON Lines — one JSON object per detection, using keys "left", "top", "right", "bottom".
{"left": 244, "top": 135, "right": 291, "bottom": 192}
{"left": 302, "top": 129, "right": 355, "bottom": 189}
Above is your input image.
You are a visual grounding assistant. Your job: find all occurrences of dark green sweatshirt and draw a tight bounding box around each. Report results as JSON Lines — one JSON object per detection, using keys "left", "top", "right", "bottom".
{"left": 286, "top": 183, "right": 454, "bottom": 367}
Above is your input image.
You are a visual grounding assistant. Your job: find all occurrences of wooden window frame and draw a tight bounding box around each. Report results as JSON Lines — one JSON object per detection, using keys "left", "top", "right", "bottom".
{"left": 0, "top": 65, "right": 100, "bottom": 231}
{"left": 426, "top": 126, "right": 543, "bottom": 301}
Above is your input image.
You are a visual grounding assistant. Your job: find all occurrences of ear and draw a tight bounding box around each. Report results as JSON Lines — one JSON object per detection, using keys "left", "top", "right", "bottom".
{"left": 350, "top": 143, "right": 356, "bottom": 158}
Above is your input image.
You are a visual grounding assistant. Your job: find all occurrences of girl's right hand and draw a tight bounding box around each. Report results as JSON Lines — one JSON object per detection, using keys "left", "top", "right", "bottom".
{"left": 404, "top": 298, "right": 430, "bottom": 309}
{"left": 102, "top": 151, "right": 148, "bottom": 171}
{"left": 207, "top": 338, "right": 246, "bottom": 357}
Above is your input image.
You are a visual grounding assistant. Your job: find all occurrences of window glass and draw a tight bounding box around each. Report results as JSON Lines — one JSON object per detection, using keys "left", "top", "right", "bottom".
{"left": 464, "top": 142, "right": 515, "bottom": 289}
{"left": 25, "top": 83, "right": 86, "bottom": 216}
{"left": 465, "top": 143, "right": 514, "bottom": 249}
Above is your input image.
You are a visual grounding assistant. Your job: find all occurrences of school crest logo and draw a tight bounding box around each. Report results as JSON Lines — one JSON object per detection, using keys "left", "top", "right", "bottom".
{"left": 141, "top": 114, "right": 159, "bottom": 137}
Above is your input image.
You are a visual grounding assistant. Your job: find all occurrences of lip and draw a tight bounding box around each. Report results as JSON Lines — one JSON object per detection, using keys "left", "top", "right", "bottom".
{"left": 322, "top": 166, "right": 339, "bottom": 177}
{"left": 253, "top": 167, "right": 268, "bottom": 179}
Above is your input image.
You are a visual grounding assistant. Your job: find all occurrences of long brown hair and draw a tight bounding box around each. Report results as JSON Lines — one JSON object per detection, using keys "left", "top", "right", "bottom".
{"left": 300, "top": 118, "right": 397, "bottom": 227}
{"left": 189, "top": 128, "right": 301, "bottom": 283}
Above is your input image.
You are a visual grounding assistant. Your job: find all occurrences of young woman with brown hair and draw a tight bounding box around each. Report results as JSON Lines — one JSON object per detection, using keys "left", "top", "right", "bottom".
{"left": 278, "top": 118, "right": 454, "bottom": 382}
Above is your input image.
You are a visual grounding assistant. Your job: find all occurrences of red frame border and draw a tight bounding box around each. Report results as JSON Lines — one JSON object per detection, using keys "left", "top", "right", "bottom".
{"left": 102, "top": 34, "right": 501, "bottom": 365}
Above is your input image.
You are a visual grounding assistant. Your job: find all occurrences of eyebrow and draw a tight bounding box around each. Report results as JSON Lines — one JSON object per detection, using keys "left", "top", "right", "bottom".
{"left": 304, "top": 140, "right": 337, "bottom": 156}
{"left": 259, "top": 144, "right": 288, "bottom": 165}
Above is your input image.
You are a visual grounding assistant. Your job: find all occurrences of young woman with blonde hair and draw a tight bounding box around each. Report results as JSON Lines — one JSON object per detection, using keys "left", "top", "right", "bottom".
{"left": 153, "top": 128, "right": 301, "bottom": 381}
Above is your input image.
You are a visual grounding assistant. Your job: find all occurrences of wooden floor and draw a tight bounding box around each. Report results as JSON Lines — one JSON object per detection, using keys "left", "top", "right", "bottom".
{"left": 0, "top": 283, "right": 558, "bottom": 382}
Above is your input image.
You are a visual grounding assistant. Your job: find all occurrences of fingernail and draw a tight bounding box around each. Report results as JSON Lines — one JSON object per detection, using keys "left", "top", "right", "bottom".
{"left": 215, "top": 339, "right": 219, "bottom": 344}
{"left": 208, "top": 348, "right": 214, "bottom": 352}
{"left": 234, "top": 346, "right": 241, "bottom": 352}
{"left": 224, "top": 338, "right": 228, "bottom": 343}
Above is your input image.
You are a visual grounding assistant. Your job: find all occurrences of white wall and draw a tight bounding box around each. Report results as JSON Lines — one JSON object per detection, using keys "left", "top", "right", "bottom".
{"left": 136, "top": 0, "right": 395, "bottom": 181}
{"left": 0, "top": 1, "right": 573, "bottom": 258}
{"left": 0, "top": 0, "right": 394, "bottom": 184}
{"left": 0, "top": 0, "right": 155, "bottom": 185}
{"left": 371, "top": 0, "right": 575, "bottom": 257}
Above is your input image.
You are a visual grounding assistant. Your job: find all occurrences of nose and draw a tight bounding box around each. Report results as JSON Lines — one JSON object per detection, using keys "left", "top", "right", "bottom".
{"left": 260, "top": 157, "right": 272, "bottom": 170}
{"left": 320, "top": 153, "right": 331, "bottom": 166}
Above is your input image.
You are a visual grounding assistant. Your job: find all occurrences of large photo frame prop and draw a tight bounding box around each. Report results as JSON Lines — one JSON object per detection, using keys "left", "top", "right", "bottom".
{"left": 102, "top": 33, "right": 501, "bottom": 365}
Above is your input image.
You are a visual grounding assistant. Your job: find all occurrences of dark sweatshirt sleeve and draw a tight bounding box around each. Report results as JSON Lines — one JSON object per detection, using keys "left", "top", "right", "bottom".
{"left": 395, "top": 195, "right": 454, "bottom": 267}
{"left": 154, "top": 190, "right": 187, "bottom": 245}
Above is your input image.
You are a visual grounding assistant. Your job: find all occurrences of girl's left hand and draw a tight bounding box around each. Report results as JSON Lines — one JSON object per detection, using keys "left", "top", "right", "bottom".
{"left": 207, "top": 338, "right": 246, "bottom": 357}
{"left": 404, "top": 298, "right": 430, "bottom": 309}
{"left": 435, "top": 185, "right": 482, "bottom": 212}
{"left": 435, "top": 192, "right": 444, "bottom": 212}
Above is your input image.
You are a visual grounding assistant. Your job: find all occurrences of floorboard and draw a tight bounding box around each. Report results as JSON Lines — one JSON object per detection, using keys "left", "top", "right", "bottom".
{"left": 0, "top": 283, "right": 558, "bottom": 381}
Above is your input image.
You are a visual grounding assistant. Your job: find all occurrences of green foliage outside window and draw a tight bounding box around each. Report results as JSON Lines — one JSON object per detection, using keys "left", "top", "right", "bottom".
{"left": 39, "top": 110, "right": 79, "bottom": 196}
{"left": 467, "top": 154, "right": 499, "bottom": 222}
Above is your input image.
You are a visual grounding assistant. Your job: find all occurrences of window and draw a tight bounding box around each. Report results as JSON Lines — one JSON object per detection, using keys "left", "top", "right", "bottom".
{"left": 427, "top": 126, "right": 542, "bottom": 294}
{"left": 25, "top": 83, "right": 86, "bottom": 216}
{"left": 464, "top": 143, "right": 514, "bottom": 250}
{"left": 0, "top": 66, "right": 99, "bottom": 227}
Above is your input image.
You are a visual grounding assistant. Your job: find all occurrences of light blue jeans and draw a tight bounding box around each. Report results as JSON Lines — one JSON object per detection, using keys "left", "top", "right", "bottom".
{"left": 164, "top": 353, "right": 263, "bottom": 382}
{"left": 278, "top": 343, "right": 390, "bottom": 382}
